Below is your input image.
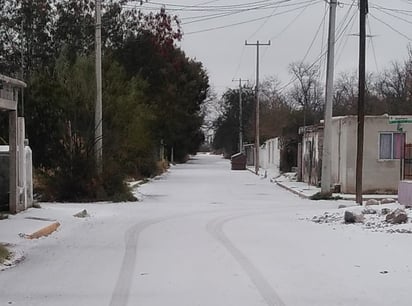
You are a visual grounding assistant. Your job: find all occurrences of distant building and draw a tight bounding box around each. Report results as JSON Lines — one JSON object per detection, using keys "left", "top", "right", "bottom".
{"left": 298, "top": 114, "right": 412, "bottom": 194}
{"left": 244, "top": 138, "right": 281, "bottom": 176}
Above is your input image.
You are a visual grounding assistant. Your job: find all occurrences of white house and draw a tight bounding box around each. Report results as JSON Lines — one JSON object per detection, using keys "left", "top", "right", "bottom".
{"left": 0, "top": 74, "right": 31, "bottom": 213}
{"left": 299, "top": 114, "right": 412, "bottom": 194}
{"left": 259, "top": 137, "right": 281, "bottom": 177}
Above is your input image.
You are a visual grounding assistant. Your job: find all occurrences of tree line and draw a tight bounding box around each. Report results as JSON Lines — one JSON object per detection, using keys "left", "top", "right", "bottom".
{"left": 213, "top": 52, "right": 412, "bottom": 171}
{"left": 0, "top": 0, "right": 210, "bottom": 201}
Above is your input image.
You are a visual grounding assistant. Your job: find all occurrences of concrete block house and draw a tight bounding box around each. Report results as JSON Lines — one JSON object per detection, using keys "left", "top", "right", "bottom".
{"left": 299, "top": 115, "right": 412, "bottom": 194}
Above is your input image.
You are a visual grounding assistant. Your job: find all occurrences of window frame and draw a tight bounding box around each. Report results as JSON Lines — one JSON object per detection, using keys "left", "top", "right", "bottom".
{"left": 378, "top": 131, "right": 405, "bottom": 160}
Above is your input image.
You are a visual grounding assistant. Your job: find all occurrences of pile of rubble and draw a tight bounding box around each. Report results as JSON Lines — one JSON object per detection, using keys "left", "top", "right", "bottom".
{"left": 311, "top": 199, "right": 412, "bottom": 234}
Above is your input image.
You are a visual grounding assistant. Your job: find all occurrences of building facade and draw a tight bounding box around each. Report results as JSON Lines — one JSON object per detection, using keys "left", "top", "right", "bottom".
{"left": 300, "top": 115, "right": 412, "bottom": 194}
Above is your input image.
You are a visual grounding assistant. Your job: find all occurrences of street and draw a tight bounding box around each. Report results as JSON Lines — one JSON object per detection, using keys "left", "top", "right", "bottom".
{"left": 1, "top": 153, "right": 412, "bottom": 306}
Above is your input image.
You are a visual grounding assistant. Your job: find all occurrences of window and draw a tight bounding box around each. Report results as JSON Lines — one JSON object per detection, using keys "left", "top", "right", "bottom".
{"left": 379, "top": 132, "right": 405, "bottom": 160}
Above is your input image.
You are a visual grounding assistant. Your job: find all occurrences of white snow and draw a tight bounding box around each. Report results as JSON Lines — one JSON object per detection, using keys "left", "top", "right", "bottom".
{"left": 0, "top": 153, "right": 411, "bottom": 305}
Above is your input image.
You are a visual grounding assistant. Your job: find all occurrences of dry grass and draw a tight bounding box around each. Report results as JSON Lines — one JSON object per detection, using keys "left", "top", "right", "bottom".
{"left": 0, "top": 244, "right": 10, "bottom": 264}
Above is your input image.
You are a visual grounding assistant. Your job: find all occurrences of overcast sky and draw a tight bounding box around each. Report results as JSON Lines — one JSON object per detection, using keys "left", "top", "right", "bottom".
{"left": 139, "top": 0, "right": 412, "bottom": 97}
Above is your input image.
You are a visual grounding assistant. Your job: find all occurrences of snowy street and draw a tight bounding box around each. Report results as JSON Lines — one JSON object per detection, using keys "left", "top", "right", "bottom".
{"left": 1, "top": 153, "right": 412, "bottom": 306}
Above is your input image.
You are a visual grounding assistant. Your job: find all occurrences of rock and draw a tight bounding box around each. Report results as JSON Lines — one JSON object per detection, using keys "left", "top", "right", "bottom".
{"left": 381, "top": 208, "right": 391, "bottom": 215}
{"left": 73, "top": 209, "right": 89, "bottom": 218}
{"left": 362, "top": 208, "right": 377, "bottom": 215}
{"left": 365, "top": 199, "right": 379, "bottom": 206}
{"left": 385, "top": 208, "right": 408, "bottom": 224}
{"left": 344, "top": 211, "right": 364, "bottom": 223}
{"left": 381, "top": 198, "right": 396, "bottom": 204}
{"left": 32, "top": 202, "right": 42, "bottom": 209}
{"left": 338, "top": 204, "right": 347, "bottom": 209}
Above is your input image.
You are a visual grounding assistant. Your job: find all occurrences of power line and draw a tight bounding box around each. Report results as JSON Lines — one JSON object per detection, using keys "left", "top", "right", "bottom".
{"left": 260, "top": 0, "right": 320, "bottom": 60}
{"left": 367, "top": 16, "right": 380, "bottom": 73}
{"left": 184, "top": 1, "right": 319, "bottom": 35}
{"left": 247, "top": 2, "right": 283, "bottom": 39}
{"left": 369, "top": 12, "right": 412, "bottom": 41}
{"left": 182, "top": 2, "right": 278, "bottom": 25}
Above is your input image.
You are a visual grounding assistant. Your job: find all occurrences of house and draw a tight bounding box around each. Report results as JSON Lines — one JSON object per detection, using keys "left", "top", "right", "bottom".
{"left": 0, "top": 74, "right": 32, "bottom": 213}
{"left": 259, "top": 138, "right": 281, "bottom": 177}
{"left": 299, "top": 114, "right": 412, "bottom": 194}
{"left": 243, "top": 138, "right": 281, "bottom": 176}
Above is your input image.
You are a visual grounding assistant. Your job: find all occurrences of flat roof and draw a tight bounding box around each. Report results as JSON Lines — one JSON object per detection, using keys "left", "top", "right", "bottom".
{"left": 0, "top": 74, "right": 26, "bottom": 88}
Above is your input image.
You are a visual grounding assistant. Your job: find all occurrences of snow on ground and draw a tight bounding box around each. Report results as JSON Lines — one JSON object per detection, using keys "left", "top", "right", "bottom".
{"left": 1, "top": 153, "right": 412, "bottom": 306}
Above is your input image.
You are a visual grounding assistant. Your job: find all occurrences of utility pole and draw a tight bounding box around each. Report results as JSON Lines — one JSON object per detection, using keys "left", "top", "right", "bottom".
{"left": 245, "top": 40, "right": 271, "bottom": 175}
{"left": 20, "top": 18, "right": 25, "bottom": 117}
{"left": 356, "top": 0, "right": 368, "bottom": 205}
{"left": 321, "top": 0, "right": 337, "bottom": 194}
{"left": 95, "top": 0, "right": 103, "bottom": 175}
{"left": 232, "top": 78, "right": 248, "bottom": 153}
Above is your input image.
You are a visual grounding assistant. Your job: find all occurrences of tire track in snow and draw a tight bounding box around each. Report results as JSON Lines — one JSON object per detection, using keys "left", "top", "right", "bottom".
{"left": 207, "top": 214, "right": 286, "bottom": 306}
{"left": 109, "top": 217, "right": 165, "bottom": 306}
{"left": 109, "top": 210, "right": 223, "bottom": 306}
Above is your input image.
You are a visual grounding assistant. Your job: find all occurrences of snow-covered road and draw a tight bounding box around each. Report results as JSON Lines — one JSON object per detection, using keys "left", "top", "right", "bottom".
{"left": 1, "top": 153, "right": 412, "bottom": 306}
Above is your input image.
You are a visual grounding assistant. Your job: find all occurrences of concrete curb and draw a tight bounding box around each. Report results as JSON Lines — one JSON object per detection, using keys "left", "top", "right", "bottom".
{"left": 275, "top": 182, "right": 310, "bottom": 199}
{"left": 26, "top": 222, "right": 60, "bottom": 239}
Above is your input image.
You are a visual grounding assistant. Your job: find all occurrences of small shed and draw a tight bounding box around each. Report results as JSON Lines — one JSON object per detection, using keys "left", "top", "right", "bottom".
{"left": 231, "top": 153, "right": 246, "bottom": 170}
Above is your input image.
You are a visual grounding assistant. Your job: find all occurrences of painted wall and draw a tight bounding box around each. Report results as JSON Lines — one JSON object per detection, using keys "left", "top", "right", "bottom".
{"left": 340, "top": 115, "right": 410, "bottom": 193}
{"left": 259, "top": 138, "right": 281, "bottom": 176}
{"left": 302, "top": 115, "right": 412, "bottom": 193}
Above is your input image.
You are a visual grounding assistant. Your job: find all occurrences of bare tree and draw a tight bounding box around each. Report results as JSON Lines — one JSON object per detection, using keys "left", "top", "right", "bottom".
{"left": 288, "top": 61, "right": 324, "bottom": 126}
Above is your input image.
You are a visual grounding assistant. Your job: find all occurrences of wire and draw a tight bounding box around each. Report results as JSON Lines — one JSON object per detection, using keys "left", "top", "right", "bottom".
{"left": 247, "top": 0, "right": 290, "bottom": 39}
{"left": 373, "top": 6, "right": 412, "bottom": 26}
{"left": 301, "top": 4, "right": 328, "bottom": 64}
{"left": 319, "top": 0, "right": 328, "bottom": 80}
{"left": 182, "top": 2, "right": 278, "bottom": 25}
{"left": 269, "top": 0, "right": 318, "bottom": 41}
{"left": 369, "top": 12, "right": 412, "bottom": 41}
{"left": 134, "top": 0, "right": 280, "bottom": 12}
{"left": 334, "top": 3, "right": 358, "bottom": 66}
{"left": 232, "top": 45, "right": 247, "bottom": 81}
{"left": 184, "top": 1, "right": 320, "bottom": 36}
{"left": 367, "top": 15, "right": 380, "bottom": 73}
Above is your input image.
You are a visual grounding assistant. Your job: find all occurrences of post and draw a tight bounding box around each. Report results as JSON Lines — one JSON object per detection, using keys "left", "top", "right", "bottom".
{"left": 245, "top": 40, "right": 271, "bottom": 175}
{"left": 18, "top": 117, "right": 26, "bottom": 210}
{"left": 321, "top": 0, "right": 337, "bottom": 194}
{"left": 233, "top": 78, "right": 248, "bottom": 153}
{"left": 9, "top": 111, "right": 18, "bottom": 214}
{"left": 356, "top": 0, "right": 368, "bottom": 205}
{"left": 95, "top": 0, "right": 103, "bottom": 175}
{"left": 239, "top": 79, "right": 243, "bottom": 153}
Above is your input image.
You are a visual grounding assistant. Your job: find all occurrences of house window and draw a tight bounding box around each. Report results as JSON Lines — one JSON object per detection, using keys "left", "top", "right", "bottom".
{"left": 379, "top": 132, "right": 405, "bottom": 160}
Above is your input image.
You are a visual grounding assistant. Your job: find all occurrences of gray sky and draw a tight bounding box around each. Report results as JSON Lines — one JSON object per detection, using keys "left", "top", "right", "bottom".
{"left": 140, "top": 0, "right": 412, "bottom": 97}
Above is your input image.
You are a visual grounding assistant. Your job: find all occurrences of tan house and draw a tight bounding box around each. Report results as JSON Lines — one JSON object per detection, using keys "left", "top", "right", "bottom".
{"left": 299, "top": 114, "right": 412, "bottom": 194}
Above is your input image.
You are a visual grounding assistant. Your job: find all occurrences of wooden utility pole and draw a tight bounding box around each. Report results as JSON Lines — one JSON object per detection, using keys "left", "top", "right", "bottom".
{"left": 356, "top": 0, "right": 368, "bottom": 205}
{"left": 245, "top": 40, "right": 271, "bottom": 175}
{"left": 95, "top": 0, "right": 103, "bottom": 175}
{"left": 321, "top": 0, "right": 337, "bottom": 194}
{"left": 232, "top": 78, "right": 248, "bottom": 153}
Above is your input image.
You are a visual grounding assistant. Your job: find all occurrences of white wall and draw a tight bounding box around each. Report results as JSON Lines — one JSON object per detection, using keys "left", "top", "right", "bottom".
{"left": 332, "top": 115, "right": 412, "bottom": 193}
{"left": 259, "top": 138, "right": 280, "bottom": 176}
